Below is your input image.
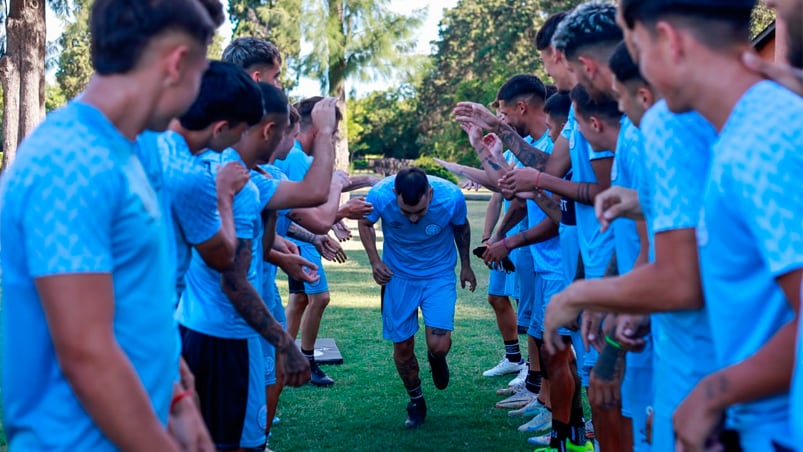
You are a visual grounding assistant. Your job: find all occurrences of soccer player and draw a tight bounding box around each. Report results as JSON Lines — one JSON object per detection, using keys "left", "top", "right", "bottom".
{"left": 0, "top": 1, "right": 217, "bottom": 450}
{"left": 222, "top": 36, "right": 284, "bottom": 88}
{"left": 358, "top": 168, "right": 477, "bottom": 429}
{"left": 620, "top": 0, "right": 803, "bottom": 448}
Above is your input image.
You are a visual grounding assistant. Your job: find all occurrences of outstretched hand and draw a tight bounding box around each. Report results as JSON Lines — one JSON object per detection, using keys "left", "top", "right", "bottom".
{"left": 453, "top": 102, "right": 501, "bottom": 132}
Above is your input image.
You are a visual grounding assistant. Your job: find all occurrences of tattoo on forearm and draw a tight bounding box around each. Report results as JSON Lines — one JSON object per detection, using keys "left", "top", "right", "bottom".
{"left": 605, "top": 253, "right": 619, "bottom": 277}
{"left": 222, "top": 239, "right": 290, "bottom": 349}
{"left": 576, "top": 183, "right": 594, "bottom": 205}
{"left": 532, "top": 193, "right": 562, "bottom": 224}
{"left": 704, "top": 374, "right": 730, "bottom": 401}
{"left": 594, "top": 343, "right": 625, "bottom": 381}
{"left": 287, "top": 222, "right": 316, "bottom": 243}
{"left": 454, "top": 220, "right": 471, "bottom": 263}
{"left": 496, "top": 123, "right": 549, "bottom": 171}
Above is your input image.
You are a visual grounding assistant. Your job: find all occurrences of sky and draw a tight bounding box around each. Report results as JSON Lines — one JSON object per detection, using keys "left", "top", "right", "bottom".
{"left": 46, "top": 0, "right": 459, "bottom": 96}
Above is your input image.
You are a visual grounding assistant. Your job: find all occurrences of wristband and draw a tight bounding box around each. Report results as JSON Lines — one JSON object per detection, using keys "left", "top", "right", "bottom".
{"left": 605, "top": 334, "right": 622, "bottom": 350}
{"left": 502, "top": 237, "right": 511, "bottom": 251}
{"left": 170, "top": 390, "right": 194, "bottom": 413}
{"left": 534, "top": 171, "right": 542, "bottom": 189}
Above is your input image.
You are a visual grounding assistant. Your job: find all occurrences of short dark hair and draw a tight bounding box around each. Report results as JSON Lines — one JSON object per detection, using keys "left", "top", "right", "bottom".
{"left": 178, "top": 61, "right": 264, "bottom": 130}
{"left": 496, "top": 74, "right": 548, "bottom": 105}
{"left": 570, "top": 84, "right": 621, "bottom": 125}
{"left": 545, "top": 84, "right": 559, "bottom": 98}
{"left": 536, "top": 12, "right": 569, "bottom": 51}
{"left": 90, "top": 0, "right": 215, "bottom": 75}
{"left": 544, "top": 92, "right": 572, "bottom": 122}
{"left": 620, "top": 1, "right": 753, "bottom": 49}
{"left": 197, "top": 0, "right": 225, "bottom": 27}
{"left": 608, "top": 41, "right": 646, "bottom": 85}
{"left": 257, "top": 82, "right": 289, "bottom": 118}
{"left": 222, "top": 37, "right": 282, "bottom": 71}
{"left": 394, "top": 167, "right": 430, "bottom": 206}
{"left": 294, "top": 96, "right": 343, "bottom": 129}
{"left": 288, "top": 105, "right": 301, "bottom": 126}
{"left": 552, "top": 2, "right": 623, "bottom": 60}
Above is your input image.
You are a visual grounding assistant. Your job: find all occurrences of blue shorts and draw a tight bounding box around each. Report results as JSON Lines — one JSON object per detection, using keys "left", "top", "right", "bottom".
{"left": 288, "top": 244, "right": 328, "bottom": 294}
{"left": 180, "top": 327, "right": 265, "bottom": 449}
{"left": 506, "top": 248, "right": 520, "bottom": 299}
{"left": 515, "top": 251, "right": 535, "bottom": 329}
{"left": 622, "top": 363, "right": 654, "bottom": 452}
{"left": 488, "top": 267, "right": 511, "bottom": 297}
{"left": 260, "top": 338, "right": 278, "bottom": 386}
{"left": 651, "top": 411, "right": 674, "bottom": 452}
{"left": 381, "top": 274, "right": 456, "bottom": 343}
{"left": 739, "top": 424, "right": 794, "bottom": 451}
{"left": 528, "top": 274, "right": 570, "bottom": 339}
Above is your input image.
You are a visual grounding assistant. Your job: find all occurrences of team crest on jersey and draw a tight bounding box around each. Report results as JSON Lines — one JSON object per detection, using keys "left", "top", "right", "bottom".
{"left": 425, "top": 224, "right": 441, "bottom": 236}
{"left": 697, "top": 207, "right": 709, "bottom": 247}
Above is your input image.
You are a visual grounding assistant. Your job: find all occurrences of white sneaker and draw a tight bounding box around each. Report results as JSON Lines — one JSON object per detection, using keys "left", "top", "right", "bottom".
{"left": 483, "top": 357, "right": 526, "bottom": 377}
{"left": 507, "top": 365, "right": 529, "bottom": 387}
{"left": 527, "top": 433, "right": 552, "bottom": 446}
{"left": 495, "top": 387, "right": 536, "bottom": 409}
{"left": 509, "top": 397, "right": 547, "bottom": 417}
{"left": 518, "top": 408, "right": 552, "bottom": 433}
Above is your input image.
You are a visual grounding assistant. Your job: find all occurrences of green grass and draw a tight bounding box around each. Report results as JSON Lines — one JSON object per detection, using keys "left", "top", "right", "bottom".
{"left": 0, "top": 200, "right": 554, "bottom": 451}
{"left": 269, "top": 200, "right": 543, "bottom": 451}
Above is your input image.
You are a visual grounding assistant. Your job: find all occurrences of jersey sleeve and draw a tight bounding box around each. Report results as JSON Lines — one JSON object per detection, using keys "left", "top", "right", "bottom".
{"left": 171, "top": 164, "right": 222, "bottom": 245}
{"left": 24, "top": 159, "right": 118, "bottom": 277}
{"left": 364, "top": 181, "right": 392, "bottom": 224}
{"left": 450, "top": 187, "right": 468, "bottom": 226}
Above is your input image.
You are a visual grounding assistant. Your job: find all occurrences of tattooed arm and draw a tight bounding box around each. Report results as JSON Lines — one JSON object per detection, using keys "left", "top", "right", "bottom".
{"left": 221, "top": 239, "right": 310, "bottom": 386}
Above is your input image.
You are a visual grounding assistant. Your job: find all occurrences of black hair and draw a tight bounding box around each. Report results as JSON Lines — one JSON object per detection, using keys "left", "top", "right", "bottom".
{"left": 257, "top": 82, "right": 289, "bottom": 118}
{"left": 544, "top": 92, "right": 572, "bottom": 122}
{"left": 570, "top": 84, "right": 621, "bottom": 125}
{"left": 197, "top": 0, "right": 225, "bottom": 27}
{"left": 394, "top": 167, "right": 430, "bottom": 206}
{"left": 294, "top": 96, "right": 343, "bottom": 129}
{"left": 178, "top": 61, "right": 264, "bottom": 130}
{"left": 620, "top": 0, "right": 753, "bottom": 49}
{"left": 536, "top": 12, "right": 569, "bottom": 51}
{"left": 608, "top": 41, "right": 645, "bottom": 85}
{"left": 222, "top": 37, "right": 282, "bottom": 71}
{"left": 545, "top": 84, "right": 559, "bottom": 99}
{"left": 496, "top": 74, "right": 548, "bottom": 105}
{"left": 90, "top": 0, "right": 215, "bottom": 75}
{"left": 552, "top": 2, "right": 623, "bottom": 60}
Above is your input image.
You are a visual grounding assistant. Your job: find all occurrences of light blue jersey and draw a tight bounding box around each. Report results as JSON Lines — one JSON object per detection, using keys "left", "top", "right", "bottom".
{"left": 137, "top": 130, "right": 178, "bottom": 274}
{"left": 562, "top": 105, "right": 614, "bottom": 277}
{"left": 273, "top": 140, "right": 311, "bottom": 183}
{"left": 611, "top": 117, "right": 642, "bottom": 274}
{"left": 1, "top": 102, "right": 179, "bottom": 450}
{"left": 699, "top": 81, "right": 801, "bottom": 443}
{"left": 156, "top": 131, "right": 222, "bottom": 298}
{"left": 526, "top": 132, "right": 562, "bottom": 280}
{"left": 365, "top": 175, "right": 467, "bottom": 280}
{"left": 639, "top": 100, "right": 718, "bottom": 451}
{"left": 177, "top": 149, "right": 273, "bottom": 338}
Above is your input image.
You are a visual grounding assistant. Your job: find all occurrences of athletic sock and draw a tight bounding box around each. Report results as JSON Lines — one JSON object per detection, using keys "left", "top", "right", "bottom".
{"left": 407, "top": 385, "right": 424, "bottom": 401}
{"left": 550, "top": 420, "right": 571, "bottom": 449}
{"left": 525, "top": 370, "right": 542, "bottom": 394}
{"left": 504, "top": 340, "right": 522, "bottom": 363}
{"left": 301, "top": 348, "right": 315, "bottom": 365}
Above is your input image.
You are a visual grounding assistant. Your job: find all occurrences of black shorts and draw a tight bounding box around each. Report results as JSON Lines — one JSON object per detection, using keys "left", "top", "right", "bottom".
{"left": 179, "top": 326, "right": 265, "bottom": 450}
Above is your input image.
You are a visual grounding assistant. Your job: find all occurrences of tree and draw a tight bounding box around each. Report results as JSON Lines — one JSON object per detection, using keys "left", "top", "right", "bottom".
{"left": 415, "top": 0, "right": 584, "bottom": 166}
{"left": 750, "top": 3, "right": 776, "bottom": 39}
{"left": 56, "top": 0, "right": 91, "bottom": 101}
{"left": 0, "top": 0, "right": 48, "bottom": 171}
{"left": 348, "top": 83, "right": 420, "bottom": 160}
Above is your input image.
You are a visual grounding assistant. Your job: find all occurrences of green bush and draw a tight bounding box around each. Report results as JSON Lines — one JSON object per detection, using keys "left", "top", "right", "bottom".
{"left": 352, "top": 159, "right": 370, "bottom": 171}
{"left": 412, "top": 156, "right": 458, "bottom": 184}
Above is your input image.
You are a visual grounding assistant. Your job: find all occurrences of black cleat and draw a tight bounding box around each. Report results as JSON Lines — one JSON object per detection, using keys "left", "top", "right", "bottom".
{"left": 404, "top": 399, "right": 427, "bottom": 429}
{"left": 309, "top": 362, "right": 335, "bottom": 387}
{"left": 428, "top": 351, "right": 450, "bottom": 390}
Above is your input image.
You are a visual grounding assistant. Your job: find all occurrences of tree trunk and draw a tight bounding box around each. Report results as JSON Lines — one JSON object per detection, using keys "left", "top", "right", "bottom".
{"left": 1, "top": 0, "right": 47, "bottom": 172}
{"left": 328, "top": 0, "right": 349, "bottom": 174}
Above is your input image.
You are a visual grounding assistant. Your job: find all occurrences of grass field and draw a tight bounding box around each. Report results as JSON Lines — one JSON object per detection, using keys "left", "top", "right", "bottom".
{"left": 0, "top": 199, "right": 564, "bottom": 451}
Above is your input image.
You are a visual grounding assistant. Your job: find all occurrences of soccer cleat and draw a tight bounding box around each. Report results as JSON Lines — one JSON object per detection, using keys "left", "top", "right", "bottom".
{"left": 309, "top": 362, "right": 335, "bottom": 387}
{"left": 509, "top": 397, "right": 548, "bottom": 417}
{"left": 495, "top": 387, "right": 536, "bottom": 409}
{"left": 517, "top": 408, "right": 552, "bottom": 433}
{"left": 272, "top": 416, "right": 280, "bottom": 426}
{"left": 527, "top": 433, "right": 552, "bottom": 447}
{"left": 508, "top": 365, "right": 529, "bottom": 387}
{"left": 496, "top": 384, "right": 521, "bottom": 395}
{"left": 483, "top": 358, "right": 526, "bottom": 377}
{"left": 404, "top": 399, "right": 427, "bottom": 429}
{"left": 585, "top": 420, "right": 596, "bottom": 440}
{"left": 534, "top": 439, "right": 595, "bottom": 452}
{"left": 428, "top": 351, "right": 450, "bottom": 390}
